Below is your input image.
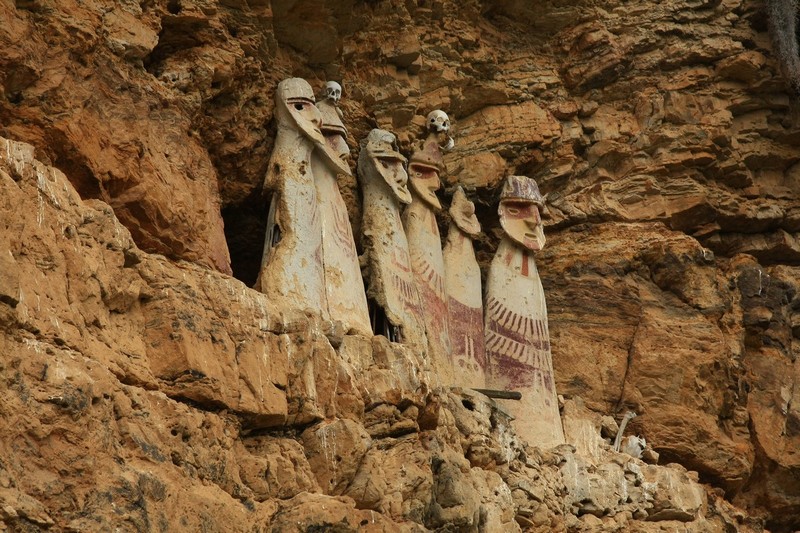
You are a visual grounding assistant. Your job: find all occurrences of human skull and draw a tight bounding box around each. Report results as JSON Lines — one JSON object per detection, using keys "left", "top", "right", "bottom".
{"left": 325, "top": 81, "right": 342, "bottom": 103}
{"left": 427, "top": 110, "right": 450, "bottom": 133}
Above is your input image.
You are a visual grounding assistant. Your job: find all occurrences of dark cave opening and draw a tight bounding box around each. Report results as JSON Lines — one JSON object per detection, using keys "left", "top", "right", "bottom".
{"left": 45, "top": 129, "right": 104, "bottom": 201}
{"left": 222, "top": 191, "right": 268, "bottom": 288}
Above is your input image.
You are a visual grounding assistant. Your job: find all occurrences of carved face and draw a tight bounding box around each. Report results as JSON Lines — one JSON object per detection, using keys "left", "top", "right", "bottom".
{"left": 449, "top": 187, "right": 480, "bottom": 236}
{"left": 325, "top": 81, "right": 342, "bottom": 103}
{"left": 409, "top": 163, "right": 442, "bottom": 210}
{"left": 276, "top": 78, "right": 325, "bottom": 144}
{"left": 499, "top": 200, "right": 543, "bottom": 251}
{"left": 427, "top": 110, "right": 450, "bottom": 133}
{"left": 363, "top": 129, "right": 412, "bottom": 204}
{"left": 378, "top": 157, "right": 412, "bottom": 204}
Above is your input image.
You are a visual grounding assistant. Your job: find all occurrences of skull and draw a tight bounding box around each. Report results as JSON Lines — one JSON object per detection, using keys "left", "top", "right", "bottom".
{"left": 426, "top": 109, "right": 450, "bottom": 133}
{"left": 325, "top": 81, "right": 342, "bottom": 103}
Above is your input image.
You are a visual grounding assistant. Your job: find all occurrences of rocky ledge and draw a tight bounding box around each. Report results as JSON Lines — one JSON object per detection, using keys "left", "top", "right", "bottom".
{"left": 0, "top": 134, "right": 756, "bottom": 532}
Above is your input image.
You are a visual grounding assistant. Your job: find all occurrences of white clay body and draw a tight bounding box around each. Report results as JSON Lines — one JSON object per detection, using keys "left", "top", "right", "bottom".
{"left": 312, "top": 97, "right": 371, "bottom": 335}
{"left": 485, "top": 237, "right": 565, "bottom": 448}
{"left": 444, "top": 221, "right": 485, "bottom": 388}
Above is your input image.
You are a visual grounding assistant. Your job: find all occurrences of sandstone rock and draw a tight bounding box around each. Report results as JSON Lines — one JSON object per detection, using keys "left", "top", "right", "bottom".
{"left": 445, "top": 150, "right": 507, "bottom": 190}
{"left": 301, "top": 418, "right": 372, "bottom": 495}
{"left": 544, "top": 223, "right": 753, "bottom": 491}
{"left": 344, "top": 435, "right": 433, "bottom": 522}
{"left": 706, "top": 229, "right": 800, "bottom": 265}
{"left": 268, "top": 492, "right": 418, "bottom": 532}
{"left": 716, "top": 51, "right": 769, "bottom": 83}
{"left": 448, "top": 389, "right": 520, "bottom": 468}
{"left": 0, "top": 488, "right": 54, "bottom": 528}
{"left": 730, "top": 261, "right": 800, "bottom": 527}
{"left": 562, "top": 453, "right": 629, "bottom": 518}
{"left": 453, "top": 101, "right": 560, "bottom": 157}
{"left": 641, "top": 447, "right": 660, "bottom": 464}
{"left": 0, "top": 244, "right": 20, "bottom": 309}
{"left": 427, "top": 452, "right": 482, "bottom": 529}
{"left": 140, "top": 263, "right": 288, "bottom": 426}
{"left": 102, "top": 8, "right": 160, "bottom": 61}
{"left": 600, "top": 415, "right": 619, "bottom": 440}
{"left": 643, "top": 463, "right": 706, "bottom": 522}
{"left": 470, "top": 468, "right": 520, "bottom": 532}
{"left": 0, "top": 333, "right": 277, "bottom": 531}
{"left": 0, "top": 3, "right": 231, "bottom": 274}
{"left": 3, "top": 0, "right": 800, "bottom": 529}
{"left": 0, "top": 134, "right": 286, "bottom": 449}
{"left": 239, "top": 437, "right": 319, "bottom": 500}
{"left": 562, "top": 398, "right": 608, "bottom": 463}
{"left": 284, "top": 331, "right": 363, "bottom": 426}
{"left": 558, "top": 21, "right": 631, "bottom": 91}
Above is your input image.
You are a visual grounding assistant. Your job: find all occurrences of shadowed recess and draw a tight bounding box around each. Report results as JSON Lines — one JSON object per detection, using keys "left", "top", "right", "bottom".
{"left": 222, "top": 191, "right": 268, "bottom": 287}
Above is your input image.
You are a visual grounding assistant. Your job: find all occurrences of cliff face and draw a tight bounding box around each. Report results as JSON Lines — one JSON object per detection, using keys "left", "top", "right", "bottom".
{"left": 1, "top": 0, "right": 799, "bottom": 531}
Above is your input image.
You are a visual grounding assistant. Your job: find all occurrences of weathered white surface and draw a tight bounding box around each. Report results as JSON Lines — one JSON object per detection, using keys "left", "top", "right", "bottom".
{"left": 485, "top": 237, "right": 564, "bottom": 448}
{"left": 443, "top": 188, "right": 485, "bottom": 388}
{"left": 561, "top": 399, "right": 607, "bottom": 463}
{"left": 484, "top": 175, "right": 563, "bottom": 448}
{"left": 358, "top": 129, "right": 426, "bottom": 349}
{"left": 405, "top": 131, "right": 452, "bottom": 382}
{"left": 255, "top": 78, "right": 328, "bottom": 322}
{"left": 560, "top": 400, "right": 705, "bottom": 523}
{"left": 621, "top": 436, "right": 647, "bottom": 459}
{"left": 312, "top": 95, "right": 372, "bottom": 336}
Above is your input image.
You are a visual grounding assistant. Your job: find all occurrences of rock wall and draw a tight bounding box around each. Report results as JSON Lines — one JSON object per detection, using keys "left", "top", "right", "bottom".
{"left": 1, "top": 0, "right": 800, "bottom": 531}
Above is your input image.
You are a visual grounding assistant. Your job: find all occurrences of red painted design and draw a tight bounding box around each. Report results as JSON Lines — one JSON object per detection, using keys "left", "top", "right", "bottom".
{"left": 449, "top": 297, "right": 486, "bottom": 371}
{"left": 392, "top": 248, "right": 412, "bottom": 273}
{"left": 500, "top": 201, "right": 539, "bottom": 221}
{"left": 429, "top": 210, "right": 438, "bottom": 233}
{"left": 485, "top": 296, "right": 552, "bottom": 389}
{"left": 503, "top": 249, "right": 514, "bottom": 267}
{"left": 310, "top": 195, "right": 319, "bottom": 227}
{"left": 332, "top": 201, "right": 357, "bottom": 258}
{"left": 391, "top": 272, "right": 417, "bottom": 302}
{"left": 411, "top": 253, "right": 445, "bottom": 296}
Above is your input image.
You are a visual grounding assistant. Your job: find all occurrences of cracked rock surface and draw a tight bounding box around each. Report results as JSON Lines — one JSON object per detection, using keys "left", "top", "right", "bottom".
{"left": 1, "top": 0, "right": 800, "bottom": 530}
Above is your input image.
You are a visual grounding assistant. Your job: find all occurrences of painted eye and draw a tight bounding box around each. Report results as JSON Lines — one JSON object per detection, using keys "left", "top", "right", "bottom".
{"left": 294, "top": 103, "right": 304, "bottom": 111}
{"left": 507, "top": 207, "right": 519, "bottom": 215}
{"left": 381, "top": 161, "right": 389, "bottom": 168}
